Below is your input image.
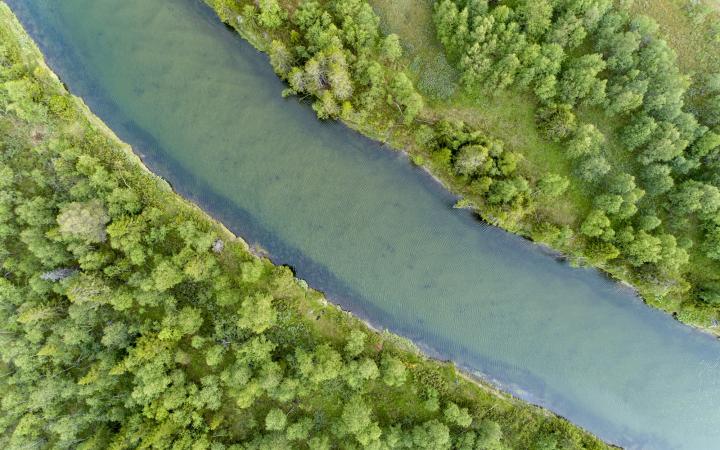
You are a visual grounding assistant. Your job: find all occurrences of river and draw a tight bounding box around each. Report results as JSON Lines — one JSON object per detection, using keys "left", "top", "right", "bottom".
{"left": 7, "top": 0, "right": 720, "bottom": 448}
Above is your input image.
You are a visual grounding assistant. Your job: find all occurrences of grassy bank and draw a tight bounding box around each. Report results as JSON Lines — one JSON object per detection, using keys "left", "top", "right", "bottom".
{"left": 206, "top": 0, "right": 720, "bottom": 334}
{"left": 0, "top": 3, "right": 611, "bottom": 448}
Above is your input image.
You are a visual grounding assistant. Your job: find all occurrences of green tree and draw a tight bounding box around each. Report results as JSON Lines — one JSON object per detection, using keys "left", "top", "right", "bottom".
{"left": 237, "top": 293, "right": 277, "bottom": 334}
{"left": 344, "top": 329, "right": 367, "bottom": 357}
{"left": 704, "top": 223, "right": 720, "bottom": 261}
{"left": 638, "top": 121, "right": 686, "bottom": 165}
{"left": 434, "top": 0, "right": 468, "bottom": 61}
{"left": 296, "top": 344, "right": 343, "bottom": 384}
{"left": 536, "top": 103, "right": 577, "bottom": 141}
{"left": 557, "top": 54, "right": 607, "bottom": 105}
{"left": 381, "top": 354, "right": 407, "bottom": 387}
{"left": 516, "top": 0, "right": 553, "bottom": 39}
{"left": 619, "top": 114, "right": 655, "bottom": 151}
{"left": 269, "top": 40, "right": 293, "bottom": 76}
{"left": 57, "top": 199, "right": 109, "bottom": 243}
{"left": 669, "top": 181, "right": 707, "bottom": 215}
{"left": 580, "top": 210, "right": 612, "bottom": 239}
{"left": 623, "top": 230, "right": 663, "bottom": 266}
{"left": 637, "top": 214, "right": 662, "bottom": 231}
{"left": 454, "top": 144, "right": 489, "bottom": 176}
{"left": 537, "top": 173, "right": 569, "bottom": 198}
{"left": 444, "top": 402, "right": 472, "bottom": 428}
{"left": 575, "top": 155, "right": 611, "bottom": 183}
{"left": 286, "top": 417, "right": 313, "bottom": 441}
{"left": 641, "top": 164, "right": 674, "bottom": 196}
{"left": 341, "top": 395, "right": 381, "bottom": 445}
{"left": 567, "top": 123, "right": 604, "bottom": 159}
{"left": 475, "top": 420, "right": 503, "bottom": 450}
{"left": 151, "top": 260, "right": 184, "bottom": 292}
{"left": 411, "top": 419, "right": 450, "bottom": 449}
{"left": 258, "top": 0, "right": 287, "bottom": 29}
{"left": 381, "top": 33, "right": 403, "bottom": 63}
{"left": 594, "top": 194, "right": 624, "bottom": 214}
{"left": 265, "top": 408, "right": 287, "bottom": 431}
{"left": 388, "top": 73, "right": 424, "bottom": 124}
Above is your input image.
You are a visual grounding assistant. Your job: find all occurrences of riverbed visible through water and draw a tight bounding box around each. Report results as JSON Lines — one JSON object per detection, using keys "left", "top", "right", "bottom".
{"left": 8, "top": 0, "right": 720, "bottom": 448}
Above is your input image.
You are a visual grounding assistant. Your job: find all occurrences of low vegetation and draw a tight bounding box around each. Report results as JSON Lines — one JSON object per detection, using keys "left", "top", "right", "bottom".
{"left": 0, "top": 4, "right": 610, "bottom": 449}
{"left": 208, "top": 0, "right": 720, "bottom": 332}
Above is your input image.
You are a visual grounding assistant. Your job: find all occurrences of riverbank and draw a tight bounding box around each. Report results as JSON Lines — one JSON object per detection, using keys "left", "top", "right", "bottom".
{"left": 0, "top": 3, "right": 612, "bottom": 448}
{"left": 206, "top": 0, "right": 720, "bottom": 336}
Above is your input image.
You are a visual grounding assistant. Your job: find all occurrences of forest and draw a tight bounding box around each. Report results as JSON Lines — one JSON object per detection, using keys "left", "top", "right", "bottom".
{"left": 0, "top": 4, "right": 609, "bottom": 449}
{"left": 208, "top": 0, "right": 720, "bottom": 331}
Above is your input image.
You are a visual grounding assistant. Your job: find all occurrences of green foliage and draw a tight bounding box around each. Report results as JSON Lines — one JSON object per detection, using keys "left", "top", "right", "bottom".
{"left": 381, "top": 354, "right": 407, "bottom": 387}
{"left": 623, "top": 230, "right": 663, "bottom": 266}
{"left": 57, "top": 199, "right": 109, "bottom": 243}
{"left": 237, "top": 293, "right": 277, "bottom": 333}
{"left": 257, "top": 0, "right": 286, "bottom": 29}
{"left": 381, "top": 33, "right": 403, "bottom": 63}
{"left": 265, "top": 408, "right": 287, "bottom": 431}
{"left": 444, "top": 401, "right": 473, "bottom": 428}
{"left": 388, "top": 72, "right": 424, "bottom": 124}
{"left": 454, "top": 144, "right": 489, "bottom": 176}
{"left": 344, "top": 329, "right": 367, "bottom": 357}
{"left": 580, "top": 210, "right": 613, "bottom": 239}
{"left": 536, "top": 103, "right": 577, "bottom": 142}
{"left": 476, "top": 419, "right": 504, "bottom": 450}
{"left": 269, "top": 39, "right": 292, "bottom": 76}
{"left": 251, "top": 0, "right": 424, "bottom": 126}
{"left": 537, "top": 173, "right": 569, "bottom": 198}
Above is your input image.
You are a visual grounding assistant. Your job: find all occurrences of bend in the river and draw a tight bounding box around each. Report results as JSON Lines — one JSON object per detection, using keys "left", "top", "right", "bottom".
{"left": 8, "top": 1, "right": 720, "bottom": 448}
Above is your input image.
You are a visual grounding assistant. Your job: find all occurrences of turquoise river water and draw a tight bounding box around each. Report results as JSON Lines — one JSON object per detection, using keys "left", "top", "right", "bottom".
{"left": 7, "top": 0, "right": 720, "bottom": 448}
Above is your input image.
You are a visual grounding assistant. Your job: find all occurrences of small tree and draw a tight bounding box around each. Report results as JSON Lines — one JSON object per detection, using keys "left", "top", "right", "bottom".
{"left": 575, "top": 155, "right": 610, "bottom": 183}
{"left": 344, "top": 329, "right": 367, "bottom": 358}
{"left": 444, "top": 402, "right": 472, "bottom": 428}
{"left": 623, "top": 230, "right": 663, "bottom": 266}
{"left": 237, "top": 293, "right": 277, "bottom": 334}
{"left": 557, "top": 54, "right": 607, "bottom": 105}
{"left": 536, "top": 104, "right": 576, "bottom": 141}
{"left": 381, "top": 355, "right": 406, "bottom": 387}
{"left": 537, "top": 173, "right": 569, "bottom": 198}
{"left": 57, "top": 199, "right": 109, "bottom": 243}
{"left": 258, "top": 0, "right": 286, "bottom": 29}
{"left": 269, "top": 40, "right": 293, "bottom": 76}
{"left": 381, "top": 34, "right": 403, "bottom": 63}
{"left": 567, "top": 123, "right": 605, "bottom": 159}
{"left": 454, "top": 144, "right": 489, "bottom": 176}
{"left": 517, "top": 0, "right": 553, "bottom": 39}
{"left": 620, "top": 114, "right": 657, "bottom": 150}
{"left": 580, "top": 210, "right": 612, "bottom": 238}
{"left": 388, "top": 73, "right": 424, "bottom": 124}
{"left": 594, "top": 194, "right": 624, "bottom": 214}
{"left": 641, "top": 164, "right": 674, "bottom": 196}
{"left": 475, "top": 420, "right": 503, "bottom": 450}
{"left": 266, "top": 408, "right": 287, "bottom": 431}
{"left": 704, "top": 223, "right": 720, "bottom": 261}
{"left": 637, "top": 214, "right": 662, "bottom": 231}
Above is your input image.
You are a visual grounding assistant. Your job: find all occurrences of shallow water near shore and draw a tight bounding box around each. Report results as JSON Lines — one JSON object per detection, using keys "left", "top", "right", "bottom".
{"left": 8, "top": 0, "right": 720, "bottom": 448}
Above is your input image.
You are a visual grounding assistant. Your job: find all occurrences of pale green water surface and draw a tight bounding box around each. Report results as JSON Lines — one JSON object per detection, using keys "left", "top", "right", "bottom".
{"left": 8, "top": 0, "right": 720, "bottom": 448}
